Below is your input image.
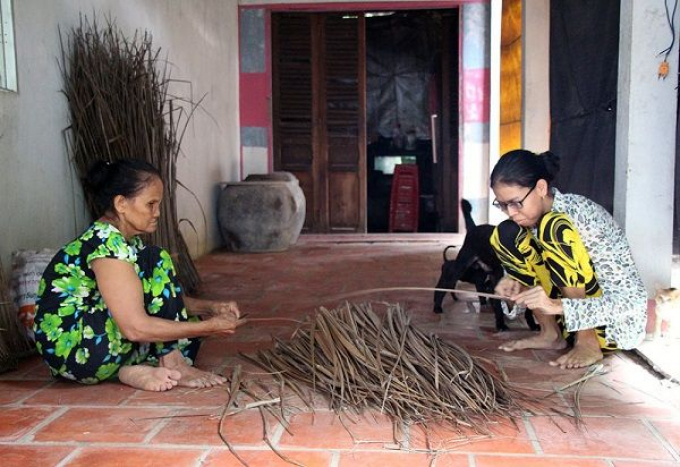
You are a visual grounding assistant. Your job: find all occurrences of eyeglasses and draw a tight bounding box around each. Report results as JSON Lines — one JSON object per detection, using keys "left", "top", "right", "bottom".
{"left": 492, "top": 184, "right": 536, "bottom": 212}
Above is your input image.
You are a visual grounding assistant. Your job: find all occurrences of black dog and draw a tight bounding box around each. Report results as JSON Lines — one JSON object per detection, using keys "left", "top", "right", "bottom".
{"left": 433, "top": 200, "right": 538, "bottom": 332}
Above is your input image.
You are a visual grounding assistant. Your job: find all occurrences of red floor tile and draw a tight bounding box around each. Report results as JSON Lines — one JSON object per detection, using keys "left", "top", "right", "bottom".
{"left": 496, "top": 351, "right": 585, "bottom": 386}
{"left": 25, "top": 380, "right": 136, "bottom": 406}
{"left": 204, "top": 448, "right": 333, "bottom": 467}
{"left": 0, "top": 407, "right": 55, "bottom": 441}
{"left": 649, "top": 419, "right": 680, "bottom": 456}
{"left": 67, "top": 447, "right": 205, "bottom": 466}
{"left": 19, "top": 361, "right": 53, "bottom": 380}
{"left": 338, "top": 451, "right": 447, "bottom": 467}
{"left": 575, "top": 379, "right": 680, "bottom": 419}
{"left": 0, "top": 445, "right": 74, "bottom": 467}
{"left": 150, "top": 407, "right": 272, "bottom": 446}
{"left": 0, "top": 355, "right": 52, "bottom": 381}
{"left": 474, "top": 456, "right": 609, "bottom": 467}
{"left": 193, "top": 336, "right": 242, "bottom": 367}
{"left": 612, "top": 461, "right": 680, "bottom": 467}
{"left": 279, "top": 411, "right": 394, "bottom": 450}
{"left": 0, "top": 380, "right": 51, "bottom": 404}
{"left": 33, "top": 407, "right": 170, "bottom": 443}
{"left": 409, "top": 419, "right": 534, "bottom": 454}
{"left": 529, "top": 415, "right": 675, "bottom": 460}
{"left": 198, "top": 339, "right": 275, "bottom": 358}
{"left": 125, "top": 384, "right": 229, "bottom": 408}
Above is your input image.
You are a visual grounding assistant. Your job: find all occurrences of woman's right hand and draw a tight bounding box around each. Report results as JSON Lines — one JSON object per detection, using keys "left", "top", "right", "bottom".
{"left": 206, "top": 310, "right": 247, "bottom": 335}
{"left": 209, "top": 300, "right": 241, "bottom": 319}
{"left": 495, "top": 276, "right": 522, "bottom": 298}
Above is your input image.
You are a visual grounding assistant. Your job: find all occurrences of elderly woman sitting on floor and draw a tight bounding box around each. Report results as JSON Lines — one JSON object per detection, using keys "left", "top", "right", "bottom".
{"left": 34, "top": 159, "right": 243, "bottom": 391}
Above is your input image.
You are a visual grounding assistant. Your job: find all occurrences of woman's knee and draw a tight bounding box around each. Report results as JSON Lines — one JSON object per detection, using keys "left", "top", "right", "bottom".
{"left": 138, "top": 246, "right": 183, "bottom": 304}
{"left": 137, "top": 247, "right": 180, "bottom": 290}
{"left": 137, "top": 246, "right": 174, "bottom": 270}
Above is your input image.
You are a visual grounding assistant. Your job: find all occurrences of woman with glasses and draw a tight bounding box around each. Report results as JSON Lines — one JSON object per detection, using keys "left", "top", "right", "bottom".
{"left": 489, "top": 149, "right": 647, "bottom": 369}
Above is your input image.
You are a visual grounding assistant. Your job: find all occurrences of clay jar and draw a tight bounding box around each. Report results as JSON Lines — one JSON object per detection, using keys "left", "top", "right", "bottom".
{"left": 218, "top": 172, "right": 306, "bottom": 252}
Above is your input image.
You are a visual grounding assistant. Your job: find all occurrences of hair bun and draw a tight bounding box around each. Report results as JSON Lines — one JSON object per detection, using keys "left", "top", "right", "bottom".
{"left": 84, "top": 160, "right": 114, "bottom": 195}
{"left": 538, "top": 151, "right": 560, "bottom": 182}
{"left": 490, "top": 149, "right": 562, "bottom": 188}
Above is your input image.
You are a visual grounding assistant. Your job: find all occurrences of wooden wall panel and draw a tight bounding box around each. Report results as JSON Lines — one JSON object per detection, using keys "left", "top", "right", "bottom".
{"left": 292, "top": 170, "right": 314, "bottom": 230}
{"left": 273, "top": 14, "right": 314, "bottom": 172}
{"left": 329, "top": 172, "right": 359, "bottom": 230}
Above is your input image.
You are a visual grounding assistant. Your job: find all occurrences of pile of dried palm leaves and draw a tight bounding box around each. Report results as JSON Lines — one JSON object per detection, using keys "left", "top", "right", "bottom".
{"left": 221, "top": 302, "right": 561, "bottom": 465}
{"left": 59, "top": 15, "right": 201, "bottom": 292}
{"left": 0, "top": 261, "right": 33, "bottom": 374}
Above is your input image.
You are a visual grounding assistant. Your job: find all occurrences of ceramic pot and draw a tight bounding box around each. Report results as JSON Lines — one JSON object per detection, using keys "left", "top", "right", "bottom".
{"left": 218, "top": 172, "right": 306, "bottom": 252}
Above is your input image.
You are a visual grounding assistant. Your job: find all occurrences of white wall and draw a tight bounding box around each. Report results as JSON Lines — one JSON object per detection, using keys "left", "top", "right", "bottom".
{"left": 0, "top": 0, "right": 240, "bottom": 272}
{"left": 240, "top": 0, "right": 412, "bottom": 3}
{"left": 616, "top": 0, "right": 678, "bottom": 293}
{"left": 522, "top": 0, "right": 550, "bottom": 153}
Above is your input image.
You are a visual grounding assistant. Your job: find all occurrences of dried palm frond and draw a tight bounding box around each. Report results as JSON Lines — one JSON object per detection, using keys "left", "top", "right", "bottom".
{"left": 221, "top": 302, "right": 565, "bottom": 465}
{"left": 59, "top": 14, "right": 200, "bottom": 292}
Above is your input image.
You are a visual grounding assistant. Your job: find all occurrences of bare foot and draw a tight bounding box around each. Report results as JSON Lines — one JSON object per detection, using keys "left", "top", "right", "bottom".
{"left": 160, "top": 350, "right": 227, "bottom": 388}
{"left": 550, "top": 330, "right": 603, "bottom": 369}
{"left": 118, "top": 365, "right": 181, "bottom": 391}
{"left": 499, "top": 333, "right": 567, "bottom": 352}
{"left": 172, "top": 364, "right": 227, "bottom": 388}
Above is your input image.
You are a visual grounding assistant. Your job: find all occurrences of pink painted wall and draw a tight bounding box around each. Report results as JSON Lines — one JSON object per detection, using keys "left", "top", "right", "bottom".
{"left": 462, "top": 68, "right": 490, "bottom": 123}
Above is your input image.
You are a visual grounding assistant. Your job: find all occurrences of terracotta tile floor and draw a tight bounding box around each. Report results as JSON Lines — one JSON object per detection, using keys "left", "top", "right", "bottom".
{"left": 2, "top": 233, "right": 680, "bottom": 466}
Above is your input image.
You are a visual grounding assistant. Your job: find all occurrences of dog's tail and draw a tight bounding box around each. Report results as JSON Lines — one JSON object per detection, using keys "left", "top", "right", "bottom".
{"left": 442, "top": 245, "right": 457, "bottom": 261}
{"left": 461, "top": 198, "right": 476, "bottom": 231}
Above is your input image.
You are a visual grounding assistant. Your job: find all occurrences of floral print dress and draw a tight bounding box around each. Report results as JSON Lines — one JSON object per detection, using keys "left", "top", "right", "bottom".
{"left": 34, "top": 221, "right": 199, "bottom": 384}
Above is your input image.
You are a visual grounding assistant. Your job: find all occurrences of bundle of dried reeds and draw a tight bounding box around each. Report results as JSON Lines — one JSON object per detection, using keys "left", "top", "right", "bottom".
{"left": 243, "top": 303, "right": 538, "bottom": 429}
{"left": 0, "top": 261, "right": 33, "bottom": 374}
{"left": 224, "top": 302, "right": 560, "bottom": 465}
{"left": 59, "top": 15, "right": 200, "bottom": 292}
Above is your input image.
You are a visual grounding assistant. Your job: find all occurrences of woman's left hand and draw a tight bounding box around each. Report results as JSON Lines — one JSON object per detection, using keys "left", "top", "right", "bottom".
{"left": 511, "top": 286, "right": 563, "bottom": 315}
{"left": 209, "top": 300, "right": 240, "bottom": 319}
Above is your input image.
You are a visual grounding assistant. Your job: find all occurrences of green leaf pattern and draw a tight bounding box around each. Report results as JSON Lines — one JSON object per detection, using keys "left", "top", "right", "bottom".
{"left": 33, "top": 221, "right": 190, "bottom": 385}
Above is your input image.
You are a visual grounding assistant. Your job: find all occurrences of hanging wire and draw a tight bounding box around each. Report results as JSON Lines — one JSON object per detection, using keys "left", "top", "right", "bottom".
{"left": 658, "top": 0, "right": 679, "bottom": 61}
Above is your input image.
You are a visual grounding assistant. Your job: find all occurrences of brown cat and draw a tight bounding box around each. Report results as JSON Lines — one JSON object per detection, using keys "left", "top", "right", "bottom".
{"left": 653, "top": 287, "right": 680, "bottom": 338}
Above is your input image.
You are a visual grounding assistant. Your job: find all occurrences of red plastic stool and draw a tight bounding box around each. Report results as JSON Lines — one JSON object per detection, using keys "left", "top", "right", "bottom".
{"left": 389, "top": 164, "right": 419, "bottom": 232}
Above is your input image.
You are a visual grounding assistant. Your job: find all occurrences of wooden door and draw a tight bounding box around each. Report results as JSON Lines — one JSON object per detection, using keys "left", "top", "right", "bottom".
{"left": 273, "top": 13, "right": 366, "bottom": 233}
{"left": 272, "top": 14, "right": 315, "bottom": 230}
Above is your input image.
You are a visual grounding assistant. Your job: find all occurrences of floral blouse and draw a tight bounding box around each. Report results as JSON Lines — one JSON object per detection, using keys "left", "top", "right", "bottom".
{"left": 33, "top": 222, "right": 149, "bottom": 382}
{"left": 550, "top": 189, "right": 648, "bottom": 349}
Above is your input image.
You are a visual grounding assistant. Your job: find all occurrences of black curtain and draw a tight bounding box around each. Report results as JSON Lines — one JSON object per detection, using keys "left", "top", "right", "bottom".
{"left": 549, "top": 1, "right": 620, "bottom": 213}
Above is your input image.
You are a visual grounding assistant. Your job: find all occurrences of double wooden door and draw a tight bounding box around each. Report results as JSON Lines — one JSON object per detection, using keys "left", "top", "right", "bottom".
{"left": 272, "top": 13, "right": 366, "bottom": 233}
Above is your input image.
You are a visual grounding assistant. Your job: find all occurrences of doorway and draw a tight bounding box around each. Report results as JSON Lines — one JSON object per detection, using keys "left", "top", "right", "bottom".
{"left": 364, "top": 9, "right": 459, "bottom": 233}
{"left": 271, "top": 9, "right": 460, "bottom": 234}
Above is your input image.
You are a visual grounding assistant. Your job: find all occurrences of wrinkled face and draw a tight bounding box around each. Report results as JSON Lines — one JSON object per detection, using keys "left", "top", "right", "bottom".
{"left": 492, "top": 180, "right": 547, "bottom": 228}
{"left": 114, "top": 176, "right": 163, "bottom": 238}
